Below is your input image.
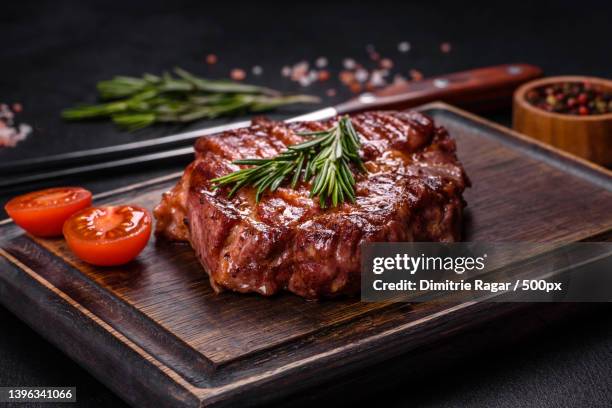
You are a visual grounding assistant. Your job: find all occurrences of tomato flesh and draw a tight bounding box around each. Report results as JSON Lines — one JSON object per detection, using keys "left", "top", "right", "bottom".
{"left": 63, "top": 205, "right": 151, "bottom": 266}
{"left": 5, "top": 187, "right": 92, "bottom": 237}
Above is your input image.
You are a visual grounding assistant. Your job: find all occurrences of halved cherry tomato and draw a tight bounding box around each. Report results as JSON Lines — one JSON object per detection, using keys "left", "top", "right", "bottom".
{"left": 5, "top": 187, "right": 92, "bottom": 237}
{"left": 63, "top": 205, "right": 151, "bottom": 266}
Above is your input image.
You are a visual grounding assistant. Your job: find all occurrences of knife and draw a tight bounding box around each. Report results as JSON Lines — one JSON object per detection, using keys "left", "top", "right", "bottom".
{"left": 2, "top": 63, "right": 541, "bottom": 188}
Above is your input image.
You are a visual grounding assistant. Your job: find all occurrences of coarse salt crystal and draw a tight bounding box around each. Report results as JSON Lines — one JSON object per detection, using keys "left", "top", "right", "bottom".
{"left": 0, "top": 103, "right": 31, "bottom": 148}
{"left": 230, "top": 69, "right": 246, "bottom": 81}
{"left": 355, "top": 69, "right": 369, "bottom": 83}
{"left": 298, "top": 76, "right": 312, "bottom": 87}
{"left": 343, "top": 58, "right": 356, "bottom": 70}
{"left": 291, "top": 61, "right": 309, "bottom": 81}
{"left": 380, "top": 58, "right": 394, "bottom": 69}
{"left": 369, "top": 71, "right": 386, "bottom": 87}
{"left": 252, "top": 65, "right": 263, "bottom": 75}
{"left": 281, "top": 66, "right": 291, "bottom": 77}
{"left": 0, "top": 105, "right": 13, "bottom": 121}
{"left": 315, "top": 57, "right": 328, "bottom": 68}
{"left": 398, "top": 41, "right": 411, "bottom": 53}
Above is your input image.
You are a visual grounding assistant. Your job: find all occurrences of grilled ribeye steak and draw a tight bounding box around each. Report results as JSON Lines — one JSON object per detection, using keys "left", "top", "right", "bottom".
{"left": 154, "top": 111, "right": 469, "bottom": 299}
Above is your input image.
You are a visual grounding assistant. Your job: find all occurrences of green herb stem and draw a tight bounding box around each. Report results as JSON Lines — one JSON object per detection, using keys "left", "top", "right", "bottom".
{"left": 211, "top": 116, "right": 366, "bottom": 208}
{"left": 62, "top": 67, "right": 319, "bottom": 130}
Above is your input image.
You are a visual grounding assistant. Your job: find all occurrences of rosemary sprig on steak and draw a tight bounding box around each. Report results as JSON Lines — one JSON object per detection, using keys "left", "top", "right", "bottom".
{"left": 211, "top": 116, "right": 367, "bottom": 208}
{"left": 62, "top": 68, "right": 319, "bottom": 131}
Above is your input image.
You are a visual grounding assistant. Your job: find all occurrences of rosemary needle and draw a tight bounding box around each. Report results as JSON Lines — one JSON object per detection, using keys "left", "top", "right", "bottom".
{"left": 211, "top": 116, "right": 367, "bottom": 208}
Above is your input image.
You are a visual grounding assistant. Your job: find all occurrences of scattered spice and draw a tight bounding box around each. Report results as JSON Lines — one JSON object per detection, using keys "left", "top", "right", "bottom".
{"left": 205, "top": 54, "right": 218, "bottom": 65}
{"left": 525, "top": 81, "right": 612, "bottom": 115}
{"left": 343, "top": 58, "right": 356, "bottom": 70}
{"left": 326, "top": 88, "right": 337, "bottom": 97}
{"left": 355, "top": 69, "right": 369, "bottom": 83}
{"left": 315, "top": 57, "right": 328, "bottom": 68}
{"left": 366, "top": 44, "right": 380, "bottom": 61}
{"left": 0, "top": 103, "right": 32, "bottom": 148}
{"left": 290, "top": 61, "right": 310, "bottom": 81}
{"left": 294, "top": 67, "right": 318, "bottom": 87}
{"left": 440, "top": 42, "right": 452, "bottom": 53}
{"left": 318, "top": 70, "right": 330, "bottom": 81}
{"left": 298, "top": 74, "right": 314, "bottom": 87}
{"left": 409, "top": 69, "right": 424, "bottom": 81}
{"left": 349, "top": 82, "right": 362, "bottom": 93}
{"left": 339, "top": 71, "right": 355, "bottom": 85}
{"left": 397, "top": 41, "right": 411, "bottom": 53}
{"left": 380, "top": 58, "right": 394, "bottom": 69}
{"left": 230, "top": 68, "right": 246, "bottom": 81}
{"left": 273, "top": 41, "right": 446, "bottom": 96}
{"left": 369, "top": 70, "right": 386, "bottom": 87}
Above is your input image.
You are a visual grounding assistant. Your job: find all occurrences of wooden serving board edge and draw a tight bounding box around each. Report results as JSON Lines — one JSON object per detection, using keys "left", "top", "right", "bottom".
{"left": 1, "top": 246, "right": 537, "bottom": 407}
{"left": 427, "top": 103, "right": 612, "bottom": 189}
{"left": 0, "top": 248, "right": 203, "bottom": 407}
{"left": 1, "top": 103, "right": 611, "bottom": 407}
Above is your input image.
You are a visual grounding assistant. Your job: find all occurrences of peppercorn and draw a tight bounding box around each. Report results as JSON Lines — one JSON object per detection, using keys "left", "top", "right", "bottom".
{"left": 526, "top": 81, "right": 611, "bottom": 116}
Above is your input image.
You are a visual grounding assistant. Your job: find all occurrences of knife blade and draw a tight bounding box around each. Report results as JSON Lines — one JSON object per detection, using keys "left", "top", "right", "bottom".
{"left": 2, "top": 63, "right": 541, "bottom": 188}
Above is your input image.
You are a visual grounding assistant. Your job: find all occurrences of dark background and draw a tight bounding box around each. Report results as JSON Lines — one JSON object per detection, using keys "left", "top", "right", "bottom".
{"left": 2, "top": 1, "right": 612, "bottom": 407}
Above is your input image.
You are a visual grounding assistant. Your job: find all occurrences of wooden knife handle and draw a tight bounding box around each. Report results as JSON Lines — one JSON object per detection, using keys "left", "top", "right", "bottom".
{"left": 335, "top": 63, "right": 543, "bottom": 114}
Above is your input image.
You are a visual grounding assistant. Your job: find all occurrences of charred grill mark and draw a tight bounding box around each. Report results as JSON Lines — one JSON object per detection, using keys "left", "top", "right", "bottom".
{"left": 155, "top": 111, "right": 469, "bottom": 298}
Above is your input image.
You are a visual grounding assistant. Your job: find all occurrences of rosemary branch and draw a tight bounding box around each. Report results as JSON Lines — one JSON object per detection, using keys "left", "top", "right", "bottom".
{"left": 62, "top": 67, "right": 319, "bottom": 131}
{"left": 211, "top": 116, "right": 367, "bottom": 208}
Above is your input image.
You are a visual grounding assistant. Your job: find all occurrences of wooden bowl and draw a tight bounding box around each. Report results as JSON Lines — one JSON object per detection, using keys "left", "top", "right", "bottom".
{"left": 513, "top": 76, "right": 612, "bottom": 167}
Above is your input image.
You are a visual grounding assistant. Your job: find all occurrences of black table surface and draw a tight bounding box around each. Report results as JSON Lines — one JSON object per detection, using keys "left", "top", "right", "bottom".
{"left": 2, "top": 1, "right": 612, "bottom": 407}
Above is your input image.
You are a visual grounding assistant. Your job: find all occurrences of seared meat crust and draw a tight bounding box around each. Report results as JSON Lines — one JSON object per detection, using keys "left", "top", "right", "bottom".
{"left": 155, "top": 111, "right": 469, "bottom": 298}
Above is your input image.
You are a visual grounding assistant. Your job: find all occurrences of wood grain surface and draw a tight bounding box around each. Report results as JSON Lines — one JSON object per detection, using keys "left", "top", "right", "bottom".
{"left": 1, "top": 103, "right": 611, "bottom": 407}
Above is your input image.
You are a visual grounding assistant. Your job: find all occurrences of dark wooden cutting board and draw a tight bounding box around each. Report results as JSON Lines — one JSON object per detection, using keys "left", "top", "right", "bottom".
{"left": 1, "top": 103, "right": 611, "bottom": 407}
